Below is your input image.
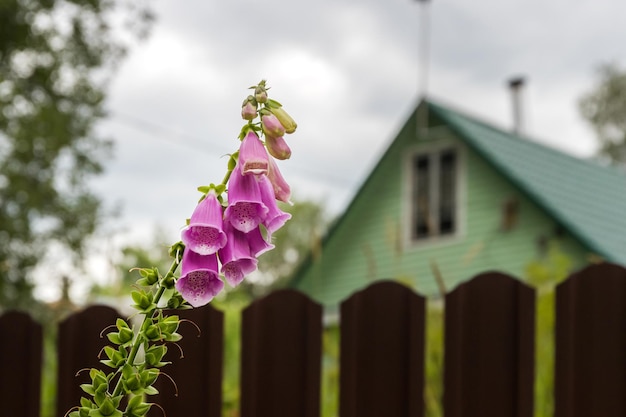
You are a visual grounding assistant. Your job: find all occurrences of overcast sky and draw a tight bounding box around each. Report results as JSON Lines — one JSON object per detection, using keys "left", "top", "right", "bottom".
{"left": 37, "top": 0, "right": 626, "bottom": 298}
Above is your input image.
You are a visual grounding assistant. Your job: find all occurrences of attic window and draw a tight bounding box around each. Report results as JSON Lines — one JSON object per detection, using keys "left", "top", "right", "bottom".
{"left": 410, "top": 148, "right": 458, "bottom": 241}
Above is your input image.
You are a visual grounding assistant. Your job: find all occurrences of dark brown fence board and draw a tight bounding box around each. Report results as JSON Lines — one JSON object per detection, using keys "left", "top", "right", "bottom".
{"left": 444, "top": 272, "right": 535, "bottom": 417}
{"left": 241, "top": 289, "right": 322, "bottom": 417}
{"left": 339, "top": 281, "right": 425, "bottom": 417}
{"left": 555, "top": 263, "right": 626, "bottom": 417}
{"left": 0, "top": 310, "right": 43, "bottom": 417}
{"left": 9, "top": 263, "right": 626, "bottom": 416}
{"left": 56, "top": 305, "right": 123, "bottom": 417}
{"left": 150, "top": 304, "right": 224, "bottom": 417}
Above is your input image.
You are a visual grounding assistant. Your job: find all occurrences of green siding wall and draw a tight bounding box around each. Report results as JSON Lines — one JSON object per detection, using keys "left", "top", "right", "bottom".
{"left": 293, "top": 114, "right": 590, "bottom": 307}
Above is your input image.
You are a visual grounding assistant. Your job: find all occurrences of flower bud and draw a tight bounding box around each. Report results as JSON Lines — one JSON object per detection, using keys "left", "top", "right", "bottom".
{"left": 265, "top": 135, "right": 291, "bottom": 160}
{"left": 241, "top": 96, "right": 257, "bottom": 120}
{"left": 118, "top": 327, "right": 134, "bottom": 344}
{"left": 255, "top": 85, "right": 268, "bottom": 103}
{"left": 162, "top": 272, "right": 175, "bottom": 289}
{"left": 142, "top": 368, "right": 160, "bottom": 387}
{"left": 167, "top": 293, "right": 184, "bottom": 309}
{"left": 99, "top": 397, "right": 116, "bottom": 416}
{"left": 145, "top": 324, "right": 160, "bottom": 340}
{"left": 261, "top": 114, "right": 285, "bottom": 138}
{"left": 267, "top": 156, "right": 292, "bottom": 204}
{"left": 271, "top": 106, "right": 297, "bottom": 134}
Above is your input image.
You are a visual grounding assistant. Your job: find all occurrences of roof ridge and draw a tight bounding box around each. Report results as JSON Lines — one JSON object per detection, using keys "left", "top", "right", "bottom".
{"left": 426, "top": 97, "right": 626, "bottom": 178}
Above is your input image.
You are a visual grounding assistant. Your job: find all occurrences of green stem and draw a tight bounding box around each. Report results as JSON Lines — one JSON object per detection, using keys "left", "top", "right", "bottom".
{"left": 111, "top": 258, "right": 180, "bottom": 397}
{"left": 221, "top": 167, "right": 233, "bottom": 186}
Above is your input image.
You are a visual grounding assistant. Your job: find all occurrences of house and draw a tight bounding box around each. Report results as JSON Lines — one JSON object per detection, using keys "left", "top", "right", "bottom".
{"left": 290, "top": 98, "right": 626, "bottom": 307}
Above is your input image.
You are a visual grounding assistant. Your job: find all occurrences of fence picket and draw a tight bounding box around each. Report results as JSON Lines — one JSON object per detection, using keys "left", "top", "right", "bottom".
{"left": 555, "top": 263, "right": 626, "bottom": 417}
{"left": 240, "top": 289, "right": 322, "bottom": 417}
{"left": 444, "top": 272, "right": 535, "bottom": 417}
{"left": 0, "top": 310, "right": 42, "bottom": 417}
{"left": 7, "top": 263, "right": 626, "bottom": 416}
{"left": 56, "top": 305, "right": 123, "bottom": 417}
{"left": 339, "top": 281, "right": 425, "bottom": 417}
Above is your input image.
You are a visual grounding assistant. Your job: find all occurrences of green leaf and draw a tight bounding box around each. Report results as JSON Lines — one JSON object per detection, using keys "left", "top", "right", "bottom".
{"left": 115, "top": 318, "right": 129, "bottom": 330}
{"left": 130, "top": 290, "right": 143, "bottom": 305}
{"left": 133, "top": 403, "right": 152, "bottom": 416}
{"left": 144, "top": 324, "right": 161, "bottom": 340}
{"left": 165, "top": 332, "right": 182, "bottom": 342}
{"left": 106, "top": 332, "right": 121, "bottom": 345}
{"left": 100, "top": 359, "right": 115, "bottom": 368}
{"left": 126, "top": 395, "right": 143, "bottom": 409}
{"left": 267, "top": 98, "right": 283, "bottom": 108}
{"left": 159, "top": 315, "right": 179, "bottom": 333}
{"left": 139, "top": 369, "right": 159, "bottom": 387}
{"left": 215, "top": 183, "right": 226, "bottom": 195}
{"left": 98, "top": 398, "right": 116, "bottom": 416}
{"left": 118, "top": 327, "right": 134, "bottom": 344}
{"left": 80, "top": 397, "right": 94, "bottom": 408}
{"left": 145, "top": 344, "right": 169, "bottom": 366}
{"left": 103, "top": 346, "right": 116, "bottom": 360}
{"left": 197, "top": 185, "right": 212, "bottom": 193}
{"left": 94, "top": 391, "right": 106, "bottom": 407}
{"left": 121, "top": 363, "right": 134, "bottom": 380}
{"left": 80, "top": 384, "right": 95, "bottom": 395}
{"left": 135, "top": 278, "right": 149, "bottom": 286}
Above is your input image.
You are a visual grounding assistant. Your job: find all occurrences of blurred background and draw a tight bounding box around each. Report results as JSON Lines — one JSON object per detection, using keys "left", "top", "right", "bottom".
{"left": 3, "top": 0, "right": 624, "bottom": 303}
{"left": 2, "top": 0, "right": 626, "bottom": 416}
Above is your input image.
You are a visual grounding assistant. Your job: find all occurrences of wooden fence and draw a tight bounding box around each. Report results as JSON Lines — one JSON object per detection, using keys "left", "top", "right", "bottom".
{"left": 2, "top": 262, "right": 626, "bottom": 417}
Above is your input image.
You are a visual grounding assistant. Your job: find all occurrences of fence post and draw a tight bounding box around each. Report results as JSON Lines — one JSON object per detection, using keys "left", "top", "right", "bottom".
{"left": 555, "top": 263, "right": 626, "bottom": 417}
{"left": 0, "top": 310, "right": 43, "bottom": 417}
{"left": 340, "top": 281, "right": 425, "bottom": 417}
{"left": 444, "top": 272, "right": 535, "bottom": 417}
{"left": 240, "top": 289, "right": 322, "bottom": 417}
{"left": 149, "top": 304, "right": 224, "bottom": 417}
{"left": 56, "top": 305, "right": 123, "bottom": 417}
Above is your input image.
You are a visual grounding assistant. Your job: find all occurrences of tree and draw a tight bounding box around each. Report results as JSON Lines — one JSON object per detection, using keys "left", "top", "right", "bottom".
{"left": 89, "top": 228, "right": 172, "bottom": 301}
{"left": 579, "top": 63, "right": 626, "bottom": 165}
{"left": 0, "top": 0, "right": 153, "bottom": 309}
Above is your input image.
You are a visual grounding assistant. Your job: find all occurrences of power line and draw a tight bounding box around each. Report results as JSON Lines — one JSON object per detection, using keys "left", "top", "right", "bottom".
{"left": 109, "top": 111, "right": 231, "bottom": 156}
{"left": 106, "top": 111, "right": 357, "bottom": 189}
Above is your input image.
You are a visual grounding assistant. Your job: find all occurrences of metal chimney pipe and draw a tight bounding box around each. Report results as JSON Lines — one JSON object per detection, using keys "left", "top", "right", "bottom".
{"left": 508, "top": 76, "right": 525, "bottom": 135}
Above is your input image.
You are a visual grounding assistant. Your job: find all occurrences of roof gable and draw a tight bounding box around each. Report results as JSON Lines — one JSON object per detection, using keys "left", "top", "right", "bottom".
{"left": 291, "top": 99, "right": 626, "bottom": 291}
{"left": 427, "top": 99, "right": 626, "bottom": 264}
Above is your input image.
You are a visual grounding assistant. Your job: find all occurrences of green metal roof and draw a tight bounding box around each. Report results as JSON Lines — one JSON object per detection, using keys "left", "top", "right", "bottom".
{"left": 427, "top": 99, "right": 626, "bottom": 265}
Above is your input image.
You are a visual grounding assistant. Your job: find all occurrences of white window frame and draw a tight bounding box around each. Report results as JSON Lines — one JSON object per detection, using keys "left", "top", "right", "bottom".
{"left": 403, "top": 140, "right": 466, "bottom": 249}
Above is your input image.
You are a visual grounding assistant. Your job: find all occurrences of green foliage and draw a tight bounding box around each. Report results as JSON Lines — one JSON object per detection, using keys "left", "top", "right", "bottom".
{"left": 256, "top": 199, "right": 328, "bottom": 291}
{"left": 210, "top": 289, "right": 252, "bottom": 417}
{"left": 321, "top": 324, "right": 339, "bottom": 417}
{"left": 0, "top": 0, "right": 153, "bottom": 309}
{"left": 424, "top": 300, "right": 444, "bottom": 417}
{"left": 579, "top": 63, "right": 626, "bottom": 165}
{"left": 68, "top": 243, "right": 184, "bottom": 417}
{"left": 525, "top": 242, "right": 572, "bottom": 417}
